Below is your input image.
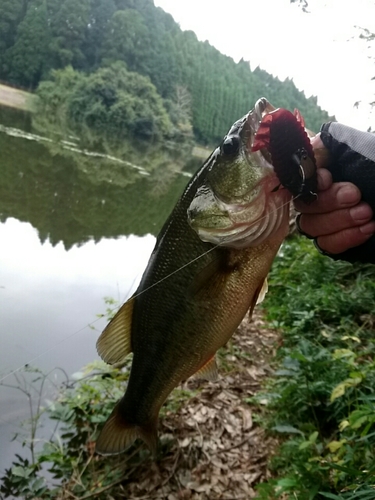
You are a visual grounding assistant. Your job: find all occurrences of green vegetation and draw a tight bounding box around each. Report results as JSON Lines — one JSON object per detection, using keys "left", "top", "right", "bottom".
{"left": 0, "top": 0, "right": 332, "bottom": 144}
{"left": 256, "top": 237, "right": 375, "bottom": 499}
{"left": 2, "top": 240, "right": 375, "bottom": 498}
{"left": 0, "top": 361, "right": 147, "bottom": 499}
{"left": 0, "top": 299, "right": 200, "bottom": 500}
{"left": 37, "top": 63, "right": 176, "bottom": 142}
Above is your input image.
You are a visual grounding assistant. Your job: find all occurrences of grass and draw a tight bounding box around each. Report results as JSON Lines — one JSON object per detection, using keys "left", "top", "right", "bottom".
{"left": 255, "top": 236, "right": 375, "bottom": 499}
{"left": 2, "top": 240, "right": 375, "bottom": 498}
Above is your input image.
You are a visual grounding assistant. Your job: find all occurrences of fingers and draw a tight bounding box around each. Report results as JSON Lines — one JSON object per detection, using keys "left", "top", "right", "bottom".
{"left": 311, "top": 133, "right": 331, "bottom": 169}
{"left": 316, "top": 168, "right": 332, "bottom": 192}
{"left": 310, "top": 134, "right": 324, "bottom": 149}
{"left": 294, "top": 182, "right": 362, "bottom": 214}
{"left": 294, "top": 175, "right": 375, "bottom": 255}
{"left": 297, "top": 202, "right": 373, "bottom": 239}
{"left": 294, "top": 134, "right": 375, "bottom": 256}
{"left": 316, "top": 222, "right": 375, "bottom": 254}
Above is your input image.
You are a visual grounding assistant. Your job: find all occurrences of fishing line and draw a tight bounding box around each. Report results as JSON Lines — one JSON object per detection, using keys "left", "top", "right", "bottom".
{"left": 0, "top": 324, "right": 95, "bottom": 384}
{"left": 126, "top": 192, "right": 302, "bottom": 304}
{"left": 0, "top": 193, "right": 301, "bottom": 385}
{"left": 0, "top": 192, "right": 302, "bottom": 458}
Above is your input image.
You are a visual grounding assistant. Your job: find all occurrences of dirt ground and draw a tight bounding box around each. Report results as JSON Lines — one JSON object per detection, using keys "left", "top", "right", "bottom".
{"left": 0, "top": 83, "right": 36, "bottom": 111}
{"left": 107, "top": 311, "right": 281, "bottom": 500}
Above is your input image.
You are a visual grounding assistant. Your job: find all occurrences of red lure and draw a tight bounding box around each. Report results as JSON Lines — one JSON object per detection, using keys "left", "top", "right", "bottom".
{"left": 252, "top": 108, "right": 318, "bottom": 203}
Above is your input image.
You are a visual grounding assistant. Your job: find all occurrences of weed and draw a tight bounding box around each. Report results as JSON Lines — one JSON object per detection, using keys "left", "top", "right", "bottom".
{"left": 256, "top": 237, "right": 375, "bottom": 499}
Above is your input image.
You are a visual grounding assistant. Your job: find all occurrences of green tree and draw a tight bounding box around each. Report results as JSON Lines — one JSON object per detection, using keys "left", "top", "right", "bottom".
{"left": 37, "top": 63, "right": 173, "bottom": 141}
{"left": 36, "top": 65, "right": 85, "bottom": 129}
{"left": 69, "top": 63, "right": 172, "bottom": 140}
{"left": 47, "top": 0, "right": 92, "bottom": 69}
{"left": 1, "top": 0, "right": 332, "bottom": 141}
{"left": 82, "top": 0, "right": 117, "bottom": 69}
{"left": 163, "top": 85, "right": 194, "bottom": 141}
{"left": 0, "top": 0, "right": 28, "bottom": 78}
{"left": 4, "top": 0, "right": 51, "bottom": 88}
{"left": 101, "top": 9, "right": 149, "bottom": 72}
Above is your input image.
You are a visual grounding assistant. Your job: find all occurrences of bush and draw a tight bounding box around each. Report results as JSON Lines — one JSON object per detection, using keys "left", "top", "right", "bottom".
{"left": 36, "top": 63, "right": 178, "bottom": 143}
{"left": 255, "top": 236, "right": 375, "bottom": 499}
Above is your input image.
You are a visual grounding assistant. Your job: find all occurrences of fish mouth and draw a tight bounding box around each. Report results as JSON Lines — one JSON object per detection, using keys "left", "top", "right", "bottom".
{"left": 188, "top": 176, "right": 290, "bottom": 249}
{"left": 254, "top": 97, "right": 277, "bottom": 123}
{"left": 188, "top": 97, "right": 290, "bottom": 249}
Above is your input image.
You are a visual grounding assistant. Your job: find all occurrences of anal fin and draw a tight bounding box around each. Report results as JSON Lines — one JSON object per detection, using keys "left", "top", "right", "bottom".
{"left": 193, "top": 355, "right": 219, "bottom": 382}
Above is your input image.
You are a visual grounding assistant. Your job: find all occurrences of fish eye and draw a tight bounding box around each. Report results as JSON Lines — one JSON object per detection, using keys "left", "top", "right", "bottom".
{"left": 221, "top": 135, "right": 240, "bottom": 156}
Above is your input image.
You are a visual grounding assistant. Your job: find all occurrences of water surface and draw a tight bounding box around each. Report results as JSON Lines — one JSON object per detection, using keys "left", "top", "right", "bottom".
{"left": 0, "top": 106, "right": 201, "bottom": 474}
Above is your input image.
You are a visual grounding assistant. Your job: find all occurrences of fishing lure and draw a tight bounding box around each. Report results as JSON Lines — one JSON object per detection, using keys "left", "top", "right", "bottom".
{"left": 252, "top": 105, "right": 318, "bottom": 203}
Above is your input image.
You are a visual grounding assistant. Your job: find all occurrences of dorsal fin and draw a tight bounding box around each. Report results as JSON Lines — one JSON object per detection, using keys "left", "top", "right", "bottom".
{"left": 96, "top": 297, "right": 134, "bottom": 365}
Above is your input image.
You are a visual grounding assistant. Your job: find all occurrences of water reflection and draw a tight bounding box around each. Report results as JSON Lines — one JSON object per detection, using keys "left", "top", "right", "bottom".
{"left": 0, "top": 106, "right": 200, "bottom": 249}
{"left": 0, "top": 217, "right": 156, "bottom": 473}
{"left": 0, "top": 105, "right": 203, "bottom": 474}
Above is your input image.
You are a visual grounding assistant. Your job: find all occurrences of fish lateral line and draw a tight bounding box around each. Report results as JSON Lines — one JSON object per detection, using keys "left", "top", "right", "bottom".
{"left": 126, "top": 193, "right": 297, "bottom": 306}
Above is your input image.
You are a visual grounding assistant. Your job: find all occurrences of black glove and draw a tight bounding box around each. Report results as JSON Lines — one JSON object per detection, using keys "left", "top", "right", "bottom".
{"left": 320, "top": 122, "right": 375, "bottom": 264}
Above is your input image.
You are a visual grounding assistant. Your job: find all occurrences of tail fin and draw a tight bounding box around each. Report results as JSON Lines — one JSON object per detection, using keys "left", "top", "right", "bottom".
{"left": 95, "top": 403, "right": 158, "bottom": 456}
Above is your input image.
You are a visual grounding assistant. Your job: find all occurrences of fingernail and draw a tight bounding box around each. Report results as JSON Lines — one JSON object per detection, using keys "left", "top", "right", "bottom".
{"left": 337, "top": 185, "right": 359, "bottom": 205}
{"left": 350, "top": 205, "right": 372, "bottom": 222}
{"left": 359, "top": 221, "right": 375, "bottom": 235}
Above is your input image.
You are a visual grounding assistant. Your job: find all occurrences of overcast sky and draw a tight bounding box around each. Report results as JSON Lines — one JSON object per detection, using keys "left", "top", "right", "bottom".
{"left": 155, "top": 0, "right": 375, "bottom": 131}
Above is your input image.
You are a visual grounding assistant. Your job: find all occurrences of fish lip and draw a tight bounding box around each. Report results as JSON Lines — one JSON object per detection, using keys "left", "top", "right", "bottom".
{"left": 188, "top": 173, "right": 281, "bottom": 238}
{"left": 192, "top": 186, "right": 291, "bottom": 249}
{"left": 188, "top": 98, "right": 287, "bottom": 247}
{"left": 243, "top": 98, "right": 279, "bottom": 162}
{"left": 254, "top": 97, "right": 275, "bottom": 122}
{"left": 253, "top": 98, "right": 277, "bottom": 128}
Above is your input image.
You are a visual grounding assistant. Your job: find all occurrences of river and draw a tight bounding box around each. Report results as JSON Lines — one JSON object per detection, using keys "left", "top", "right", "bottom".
{"left": 0, "top": 105, "right": 202, "bottom": 476}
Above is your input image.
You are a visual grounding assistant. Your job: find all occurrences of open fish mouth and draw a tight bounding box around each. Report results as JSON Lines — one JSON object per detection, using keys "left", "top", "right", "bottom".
{"left": 187, "top": 98, "right": 290, "bottom": 249}
{"left": 187, "top": 176, "right": 290, "bottom": 249}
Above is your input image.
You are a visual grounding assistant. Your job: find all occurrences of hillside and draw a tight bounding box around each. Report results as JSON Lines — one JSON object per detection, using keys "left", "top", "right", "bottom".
{"left": 0, "top": 0, "right": 331, "bottom": 144}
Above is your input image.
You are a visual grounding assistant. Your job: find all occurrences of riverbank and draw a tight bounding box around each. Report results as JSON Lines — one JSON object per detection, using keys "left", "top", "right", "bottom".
{"left": 0, "top": 83, "right": 37, "bottom": 111}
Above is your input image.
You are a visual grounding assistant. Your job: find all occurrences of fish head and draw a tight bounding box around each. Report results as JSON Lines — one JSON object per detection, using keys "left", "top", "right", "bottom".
{"left": 188, "top": 98, "right": 291, "bottom": 249}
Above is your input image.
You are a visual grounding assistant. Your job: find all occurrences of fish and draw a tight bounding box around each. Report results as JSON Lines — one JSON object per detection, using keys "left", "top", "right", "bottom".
{"left": 95, "top": 97, "right": 316, "bottom": 456}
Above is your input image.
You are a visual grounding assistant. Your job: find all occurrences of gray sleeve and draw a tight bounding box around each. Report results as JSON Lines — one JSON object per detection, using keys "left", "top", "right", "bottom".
{"left": 322, "top": 122, "right": 375, "bottom": 162}
{"left": 318, "top": 122, "right": 375, "bottom": 264}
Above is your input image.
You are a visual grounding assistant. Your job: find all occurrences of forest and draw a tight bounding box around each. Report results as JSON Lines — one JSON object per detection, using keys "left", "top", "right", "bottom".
{"left": 0, "top": 0, "right": 332, "bottom": 145}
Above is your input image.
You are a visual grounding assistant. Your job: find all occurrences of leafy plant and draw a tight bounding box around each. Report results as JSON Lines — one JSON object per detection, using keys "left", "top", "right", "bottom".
{"left": 255, "top": 236, "right": 375, "bottom": 499}
{"left": 0, "top": 296, "right": 197, "bottom": 499}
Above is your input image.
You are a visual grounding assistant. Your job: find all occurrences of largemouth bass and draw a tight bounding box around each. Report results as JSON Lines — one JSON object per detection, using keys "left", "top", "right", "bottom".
{"left": 95, "top": 98, "right": 316, "bottom": 455}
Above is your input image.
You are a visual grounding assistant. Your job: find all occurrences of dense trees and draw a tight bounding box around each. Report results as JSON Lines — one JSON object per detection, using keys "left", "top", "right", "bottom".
{"left": 0, "top": 0, "right": 332, "bottom": 144}
{"left": 37, "top": 63, "right": 175, "bottom": 141}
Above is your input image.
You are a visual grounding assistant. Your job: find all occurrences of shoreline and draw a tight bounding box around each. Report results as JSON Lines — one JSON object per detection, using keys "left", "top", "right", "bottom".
{"left": 0, "top": 83, "right": 37, "bottom": 112}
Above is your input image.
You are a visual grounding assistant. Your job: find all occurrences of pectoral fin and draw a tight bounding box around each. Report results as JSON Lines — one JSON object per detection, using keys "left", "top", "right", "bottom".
{"left": 249, "top": 277, "right": 268, "bottom": 320}
{"left": 96, "top": 297, "right": 134, "bottom": 365}
{"left": 190, "top": 250, "right": 236, "bottom": 301}
{"left": 193, "top": 355, "right": 219, "bottom": 382}
{"left": 256, "top": 277, "right": 268, "bottom": 305}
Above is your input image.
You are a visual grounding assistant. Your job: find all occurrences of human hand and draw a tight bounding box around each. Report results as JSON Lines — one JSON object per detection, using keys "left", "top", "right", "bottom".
{"left": 294, "top": 134, "right": 375, "bottom": 255}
